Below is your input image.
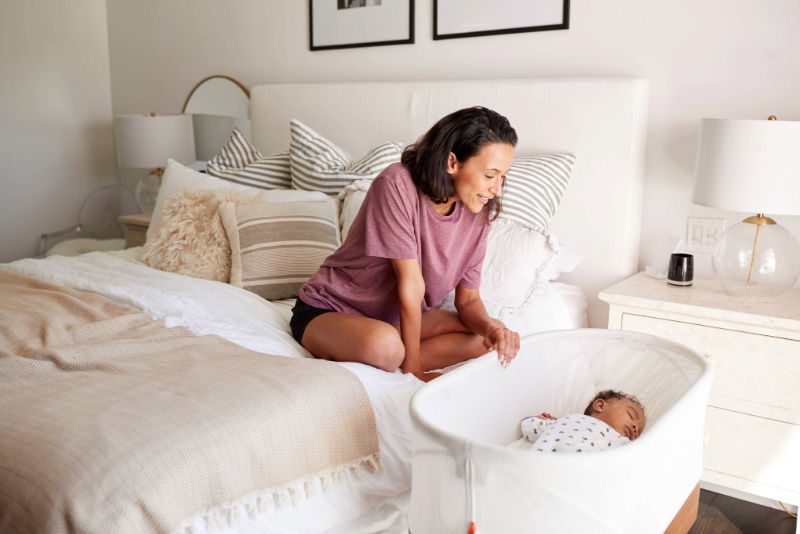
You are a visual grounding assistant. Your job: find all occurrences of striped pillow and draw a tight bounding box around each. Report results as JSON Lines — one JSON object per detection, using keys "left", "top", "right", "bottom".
{"left": 501, "top": 154, "right": 577, "bottom": 231}
{"left": 219, "top": 199, "right": 341, "bottom": 300}
{"left": 290, "top": 119, "right": 403, "bottom": 194}
{"left": 207, "top": 128, "right": 291, "bottom": 190}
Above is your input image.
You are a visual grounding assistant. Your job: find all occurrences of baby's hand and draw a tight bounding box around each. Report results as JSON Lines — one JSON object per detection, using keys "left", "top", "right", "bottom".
{"left": 539, "top": 412, "right": 557, "bottom": 421}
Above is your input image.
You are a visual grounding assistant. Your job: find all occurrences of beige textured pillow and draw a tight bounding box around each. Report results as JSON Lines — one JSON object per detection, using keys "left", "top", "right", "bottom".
{"left": 220, "top": 198, "right": 341, "bottom": 300}
{"left": 140, "top": 187, "right": 259, "bottom": 282}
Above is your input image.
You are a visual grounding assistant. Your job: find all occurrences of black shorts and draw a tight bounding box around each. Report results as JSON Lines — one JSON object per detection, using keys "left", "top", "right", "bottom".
{"left": 290, "top": 297, "right": 335, "bottom": 345}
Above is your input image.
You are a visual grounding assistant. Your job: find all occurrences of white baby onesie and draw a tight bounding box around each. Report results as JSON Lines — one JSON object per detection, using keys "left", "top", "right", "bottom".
{"left": 521, "top": 414, "right": 630, "bottom": 453}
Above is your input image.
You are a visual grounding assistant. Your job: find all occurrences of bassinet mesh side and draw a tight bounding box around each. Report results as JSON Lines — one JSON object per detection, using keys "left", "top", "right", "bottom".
{"left": 409, "top": 329, "right": 713, "bottom": 534}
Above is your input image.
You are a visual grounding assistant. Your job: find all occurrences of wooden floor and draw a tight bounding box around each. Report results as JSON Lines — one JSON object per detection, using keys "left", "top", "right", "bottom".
{"left": 688, "top": 490, "right": 797, "bottom": 534}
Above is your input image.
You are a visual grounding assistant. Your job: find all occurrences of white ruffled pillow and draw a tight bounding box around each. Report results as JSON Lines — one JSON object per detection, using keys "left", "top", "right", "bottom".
{"left": 434, "top": 219, "right": 556, "bottom": 313}
{"left": 541, "top": 244, "right": 583, "bottom": 282}
{"left": 479, "top": 219, "right": 556, "bottom": 310}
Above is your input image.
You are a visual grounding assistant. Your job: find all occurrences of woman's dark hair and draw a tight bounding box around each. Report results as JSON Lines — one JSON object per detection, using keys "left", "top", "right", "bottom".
{"left": 401, "top": 107, "right": 517, "bottom": 223}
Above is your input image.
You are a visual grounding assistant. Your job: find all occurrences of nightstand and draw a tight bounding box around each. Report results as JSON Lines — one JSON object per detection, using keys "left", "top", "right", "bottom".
{"left": 117, "top": 213, "right": 151, "bottom": 249}
{"left": 599, "top": 273, "right": 800, "bottom": 522}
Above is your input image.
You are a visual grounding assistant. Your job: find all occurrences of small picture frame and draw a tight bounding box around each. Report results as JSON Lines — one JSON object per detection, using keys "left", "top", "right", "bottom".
{"left": 434, "top": 0, "right": 569, "bottom": 41}
{"left": 309, "top": 0, "right": 415, "bottom": 51}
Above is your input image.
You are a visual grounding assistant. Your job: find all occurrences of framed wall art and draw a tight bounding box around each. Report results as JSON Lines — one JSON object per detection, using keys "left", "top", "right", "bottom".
{"left": 309, "top": 0, "right": 414, "bottom": 51}
{"left": 434, "top": 0, "right": 569, "bottom": 41}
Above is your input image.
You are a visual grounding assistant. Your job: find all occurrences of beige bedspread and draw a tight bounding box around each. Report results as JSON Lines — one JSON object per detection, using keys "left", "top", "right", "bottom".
{"left": 0, "top": 271, "right": 380, "bottom": 534}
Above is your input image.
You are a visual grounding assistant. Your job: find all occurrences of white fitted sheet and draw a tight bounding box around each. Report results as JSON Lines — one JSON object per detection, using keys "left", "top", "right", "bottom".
{"left": 550, "top": 281, "right": 589, "bottom": 329}
{"left": 1, "top": 250, "right": 585, "bottom": 534}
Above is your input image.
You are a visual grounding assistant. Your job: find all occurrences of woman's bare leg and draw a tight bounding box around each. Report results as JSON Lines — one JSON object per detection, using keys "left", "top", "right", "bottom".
{"left": 413, "top": 310, "right": 506, "bottom": 372}
{"left": 419, "top": 333, "right": 491, "bottom": 371}
{"left": 301, "top": 312, "right": 405, "bottom": 372}
{"left": 301, "top": 308, "right": 504, "bottom": 374}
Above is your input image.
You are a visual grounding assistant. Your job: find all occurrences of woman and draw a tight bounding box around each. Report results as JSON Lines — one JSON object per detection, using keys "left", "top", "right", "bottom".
{"left": 290, "top": 107, "right": 521, "bottom": 380}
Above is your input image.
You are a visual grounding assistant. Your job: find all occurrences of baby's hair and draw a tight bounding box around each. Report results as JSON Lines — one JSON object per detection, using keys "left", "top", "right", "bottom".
{"left": 584, "top": 390, "right": 644, "bottom": 417}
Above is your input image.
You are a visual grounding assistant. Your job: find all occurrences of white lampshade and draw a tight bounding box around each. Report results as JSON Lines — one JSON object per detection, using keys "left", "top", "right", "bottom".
{"left": 692, "top": 118, "right": 800, "bottom": 215}
{"left": 192, "top": 114, "right": 251, "bottom": 161}
{"left": 114, "top": 113, "right": 196, "bottom": 168}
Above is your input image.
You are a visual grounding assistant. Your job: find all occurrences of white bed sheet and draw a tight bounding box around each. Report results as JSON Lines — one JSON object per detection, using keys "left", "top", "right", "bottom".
{"left": 1, "top": 250, "right": 586, "bottom": 534}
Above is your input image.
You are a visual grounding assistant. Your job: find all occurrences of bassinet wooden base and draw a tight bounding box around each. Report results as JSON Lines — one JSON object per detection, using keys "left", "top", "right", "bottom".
{"left": 664, "top": 482, "right": 701, "bottom": 534}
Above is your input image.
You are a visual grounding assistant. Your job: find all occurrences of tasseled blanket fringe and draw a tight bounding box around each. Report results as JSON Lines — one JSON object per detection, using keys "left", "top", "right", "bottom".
{"left": 174, "top": 453, "right": 383, "bottom": 534}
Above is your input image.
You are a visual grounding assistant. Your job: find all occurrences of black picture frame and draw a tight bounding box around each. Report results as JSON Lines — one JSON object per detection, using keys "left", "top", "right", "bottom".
{"left": 433, "top": 0, "right": 569, "bottom": 41}
{"left": 309, "top": 0, "right": 415, "bottom": 51}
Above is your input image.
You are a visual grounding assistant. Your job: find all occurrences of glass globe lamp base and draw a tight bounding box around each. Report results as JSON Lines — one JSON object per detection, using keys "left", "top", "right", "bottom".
{"left": 711, "top": 220, "right": 800, "bottom": 299}
{"left": 134, "top": 170, "right": 161, "bottom": 213}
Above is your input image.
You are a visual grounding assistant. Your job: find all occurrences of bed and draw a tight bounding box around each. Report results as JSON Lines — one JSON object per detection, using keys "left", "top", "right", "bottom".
{"left": 0, "top": 77, "right": 648, "bottom": 534}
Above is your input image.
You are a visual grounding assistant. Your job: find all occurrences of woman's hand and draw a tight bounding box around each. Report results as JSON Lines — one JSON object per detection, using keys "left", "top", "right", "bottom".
{"left": 483, "top": 325, "right": 520, "bottom": 368}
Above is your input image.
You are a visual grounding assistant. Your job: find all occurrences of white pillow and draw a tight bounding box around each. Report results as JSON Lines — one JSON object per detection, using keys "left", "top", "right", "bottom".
{"left": 541, "top": 245, "right": 584, "bottom": 282}
{"left": 147, "top": 159, "right": 326, "bottom": 243}
{"left": 480, "top": 219, "right": 556, "bottom": 310}
{"left": 435, "top": 219, "right": 556, "bottom": 312}
{"left": 338, "top": 180, "right": 371, "bottom": 243}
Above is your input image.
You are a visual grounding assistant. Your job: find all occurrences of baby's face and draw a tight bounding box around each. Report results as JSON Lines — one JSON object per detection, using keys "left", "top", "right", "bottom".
{"left": 590, "top": 398, "right": 645, "bottom": 441}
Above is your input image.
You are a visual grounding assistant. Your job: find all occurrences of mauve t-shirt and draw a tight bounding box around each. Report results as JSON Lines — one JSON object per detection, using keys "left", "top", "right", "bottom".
{"left": 299, "top": 163, "right": 490, "bottom": 326}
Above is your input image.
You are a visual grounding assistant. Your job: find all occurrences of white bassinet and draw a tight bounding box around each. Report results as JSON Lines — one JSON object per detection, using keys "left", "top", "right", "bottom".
{"left": 409, "top": 329, "right": 714, "bottom": 534}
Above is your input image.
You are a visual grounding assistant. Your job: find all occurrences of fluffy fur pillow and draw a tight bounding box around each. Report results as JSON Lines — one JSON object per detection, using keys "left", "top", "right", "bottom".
{"left": 140, "top": 187, "right": 259, "bottom": 282}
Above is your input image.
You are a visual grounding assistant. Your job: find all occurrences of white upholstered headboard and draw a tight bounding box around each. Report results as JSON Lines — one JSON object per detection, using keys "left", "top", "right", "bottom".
{"left": 251, "top": 78, "right": 649, "bottom": 328}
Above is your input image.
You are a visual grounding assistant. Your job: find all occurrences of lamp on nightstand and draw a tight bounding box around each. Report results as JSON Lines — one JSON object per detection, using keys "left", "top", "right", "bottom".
{"left": 692, "top": 117, "right": 800, "bottom": 298}
{"left": 113, "top": 113, "right": 196, "bottom": 213}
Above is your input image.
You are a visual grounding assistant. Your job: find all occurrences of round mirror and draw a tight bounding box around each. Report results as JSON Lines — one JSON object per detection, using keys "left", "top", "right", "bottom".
{"left": 183, "top": 76, "right": 251, "bottom": 161}
{"left": 183, "top": 76, "right": 250, "bottom": 118}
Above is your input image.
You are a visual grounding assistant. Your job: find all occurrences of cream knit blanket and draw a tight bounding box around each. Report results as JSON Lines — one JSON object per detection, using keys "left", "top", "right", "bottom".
{"left": 0, "top": 271, "right": 381, "bottom": 533}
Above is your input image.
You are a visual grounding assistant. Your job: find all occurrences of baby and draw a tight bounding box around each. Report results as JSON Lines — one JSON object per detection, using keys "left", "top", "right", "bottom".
{"left": 521, "top": 390, "right": 645, "bottom": 453}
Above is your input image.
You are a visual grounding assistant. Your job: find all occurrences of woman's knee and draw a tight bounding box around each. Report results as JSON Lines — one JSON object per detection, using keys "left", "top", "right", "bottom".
{"left": 361, "top": 325, "right": 405, "bottom": 372}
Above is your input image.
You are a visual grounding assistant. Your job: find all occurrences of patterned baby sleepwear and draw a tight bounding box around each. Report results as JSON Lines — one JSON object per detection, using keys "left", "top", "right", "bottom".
{"left": 521, "top": 414, "right": 630, "bottom": 453}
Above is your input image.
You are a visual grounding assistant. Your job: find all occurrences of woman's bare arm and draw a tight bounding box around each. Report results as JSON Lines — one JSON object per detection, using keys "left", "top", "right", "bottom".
{"left": 454, "top": 285, "right": 520, "bottom": 368}
{"left": 391, "top": 258, "right": 425, "bottom": 374}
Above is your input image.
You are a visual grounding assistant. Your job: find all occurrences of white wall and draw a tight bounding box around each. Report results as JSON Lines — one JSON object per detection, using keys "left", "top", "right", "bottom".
{"left": 0, "top": 0, "right": 117, "bottom": 263}
{"left": 106, "top": 0, "right": 800, "bottom": 287}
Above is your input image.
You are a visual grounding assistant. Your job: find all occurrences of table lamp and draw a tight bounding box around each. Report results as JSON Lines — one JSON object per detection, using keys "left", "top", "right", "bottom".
{"left": 113, "top": 113, "right": 196, "bottom": 213}
{"left": 692, "top": 117, "right": 800, "bottom": 298}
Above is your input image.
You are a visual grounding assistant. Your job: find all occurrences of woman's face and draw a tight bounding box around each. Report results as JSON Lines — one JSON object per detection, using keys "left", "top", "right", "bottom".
{"left": 448, "top": 142, "right": 514, "bottom": 214}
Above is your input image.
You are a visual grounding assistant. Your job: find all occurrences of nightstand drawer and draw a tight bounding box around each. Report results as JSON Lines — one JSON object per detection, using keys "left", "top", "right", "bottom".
{"left": 621, "top": 314, "right": 800, "bottom": 412}
{"left": 704, "top": 406, "right": 800, "bottom": 494}
{"left": 124, "top": 226, "right": 147, "bottom": 249}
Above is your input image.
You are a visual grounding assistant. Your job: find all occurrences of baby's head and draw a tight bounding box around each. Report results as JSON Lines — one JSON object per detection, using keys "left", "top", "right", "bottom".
{"left": 584, "top": 390, "right": 645, "bottom": 441}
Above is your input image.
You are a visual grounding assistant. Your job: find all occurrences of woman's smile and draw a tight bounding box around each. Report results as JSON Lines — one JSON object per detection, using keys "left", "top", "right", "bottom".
{"left": 448, "top": 141, "right": 513, "bottom": 214}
